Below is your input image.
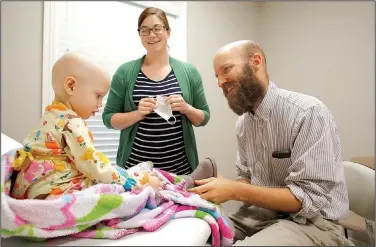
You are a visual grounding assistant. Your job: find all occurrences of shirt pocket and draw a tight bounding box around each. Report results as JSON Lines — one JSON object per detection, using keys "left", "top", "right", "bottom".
{"left": 270, "top": 157, "right": 291, "bottom": 185}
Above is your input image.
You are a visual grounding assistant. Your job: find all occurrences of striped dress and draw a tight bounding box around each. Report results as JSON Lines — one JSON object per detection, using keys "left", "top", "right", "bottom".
{"left": 124, "top": 69, "right": 192, "bottom": 175}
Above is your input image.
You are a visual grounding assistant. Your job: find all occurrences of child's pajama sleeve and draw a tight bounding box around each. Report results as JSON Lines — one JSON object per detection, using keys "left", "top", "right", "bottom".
{"left": 62, "top": 117, "right": 137, "bottom": 190}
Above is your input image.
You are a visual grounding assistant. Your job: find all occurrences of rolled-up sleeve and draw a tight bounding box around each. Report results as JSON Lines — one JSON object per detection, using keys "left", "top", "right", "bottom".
{"left": 235, "top": 117, "right": 252, "bottom": 181}
{"left": 285, "top": 104, "right": 342, "bottom": 223}
{"left": 236, "top": 151, "right": 251, "bottom": 181}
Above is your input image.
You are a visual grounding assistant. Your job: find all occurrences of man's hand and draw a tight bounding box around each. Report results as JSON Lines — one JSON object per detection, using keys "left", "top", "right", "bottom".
{"left": 187, "top": 177, "right": 237, "bottom": 204}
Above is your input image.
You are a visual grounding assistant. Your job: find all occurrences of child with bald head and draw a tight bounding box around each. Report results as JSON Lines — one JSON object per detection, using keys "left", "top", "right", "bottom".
{"left": 11, "top": 52, "right": 149, "bottom": 199}
{"left": 10, "top": 52, "right": 217, "bottom": 200}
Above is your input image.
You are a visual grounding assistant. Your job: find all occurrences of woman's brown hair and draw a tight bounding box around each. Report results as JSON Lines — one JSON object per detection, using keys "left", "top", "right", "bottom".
{"left": 138, "top": 7, "right": 170, "bottom": 31}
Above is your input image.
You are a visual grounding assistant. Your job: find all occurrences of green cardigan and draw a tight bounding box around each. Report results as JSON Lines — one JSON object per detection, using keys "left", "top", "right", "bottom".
{"left": 102, "top": 56, "right": 210, "bottom": 170}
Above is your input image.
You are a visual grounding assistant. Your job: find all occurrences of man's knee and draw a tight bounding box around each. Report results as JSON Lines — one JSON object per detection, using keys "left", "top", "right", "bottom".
{"left": 235, "top": 220, "right": 319, "bottom": 246}
{"left": 234, "top": 219, "right": 352, "bottom": 246}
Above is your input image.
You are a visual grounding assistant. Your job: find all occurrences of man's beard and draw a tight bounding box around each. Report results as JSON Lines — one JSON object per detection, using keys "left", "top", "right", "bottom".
{"left": 223, "top": 64, "right": 265, "bottom": 116}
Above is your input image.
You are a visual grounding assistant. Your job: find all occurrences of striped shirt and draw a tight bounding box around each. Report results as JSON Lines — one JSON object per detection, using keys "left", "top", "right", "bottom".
{"left": 236, "top": 81, "right": 349, "bottom": 224}
{"left": 125, "top": 70, "right": 192, "bottom": 175}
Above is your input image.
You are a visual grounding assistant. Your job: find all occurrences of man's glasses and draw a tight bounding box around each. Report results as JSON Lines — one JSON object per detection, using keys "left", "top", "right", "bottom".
{"left": 138, "top": 24, "right": 167, "bottom": 36}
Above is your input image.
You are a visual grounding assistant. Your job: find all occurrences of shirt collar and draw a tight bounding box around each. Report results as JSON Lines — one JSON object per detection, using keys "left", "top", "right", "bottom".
{"left": 45, "top": 100, "right": 78, "bottom": 116}
{"left": 250, "top": 81, "right": 279, "bottom": 120}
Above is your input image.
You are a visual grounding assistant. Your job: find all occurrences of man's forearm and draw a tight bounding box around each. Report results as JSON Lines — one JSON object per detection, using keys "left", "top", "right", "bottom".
{"left": 232, "top": 182, "right": 302, "bottom": 213}
{"left": 236, "top": 178, "right": 250, "bottom": 184}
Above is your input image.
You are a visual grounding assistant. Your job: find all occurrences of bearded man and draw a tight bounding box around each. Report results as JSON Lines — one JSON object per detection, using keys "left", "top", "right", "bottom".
{"left": 189, "top": 40, "right": 353, "bottom": 246}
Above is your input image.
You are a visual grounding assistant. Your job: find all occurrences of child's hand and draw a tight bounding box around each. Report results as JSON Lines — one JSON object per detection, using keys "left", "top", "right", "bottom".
{"left": 149, "top": 175, "right": 163, "bottom": 191}
{"left": 131, "top": 185, "right": 143, "bottom": 194}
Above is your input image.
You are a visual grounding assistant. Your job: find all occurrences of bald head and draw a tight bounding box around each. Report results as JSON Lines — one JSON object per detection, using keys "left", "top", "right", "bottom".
{"left": 52, "top": 52, "right": 110, "bottom": 99}
{"left": 215, "top": 40, "right": 266, "bottom": 65}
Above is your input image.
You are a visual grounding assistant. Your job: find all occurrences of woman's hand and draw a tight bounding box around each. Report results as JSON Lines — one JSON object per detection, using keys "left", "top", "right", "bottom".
{"left": 166, "top": 95, "right": 191, "bottom": 114}
{"left": 138, "top": 97, "right": 156, "bottom": 117}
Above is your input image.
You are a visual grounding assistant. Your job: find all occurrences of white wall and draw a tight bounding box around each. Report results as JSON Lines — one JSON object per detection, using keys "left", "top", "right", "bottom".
{"left": 187, "top": 1, "right": 260, "bottom": 213}
{"left": 257, "top": 1, "right": 375, "bottom": 160}
{"left": 1, "top": 1, "right": 43, "bottom": 142}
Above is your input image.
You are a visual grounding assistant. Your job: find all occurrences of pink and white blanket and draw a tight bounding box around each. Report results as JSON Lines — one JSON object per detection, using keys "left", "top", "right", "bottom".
{"left": 1, "top": 149, "right": 233, "bottom": 246}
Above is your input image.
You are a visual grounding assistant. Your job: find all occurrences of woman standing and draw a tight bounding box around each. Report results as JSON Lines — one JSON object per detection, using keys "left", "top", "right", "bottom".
{"left": 103, "top": 7, "right": 210, "bottom": 175}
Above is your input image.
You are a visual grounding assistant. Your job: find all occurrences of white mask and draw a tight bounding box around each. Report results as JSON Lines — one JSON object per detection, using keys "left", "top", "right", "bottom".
{"left": 153, "top": 95, "right": 176, "bottom": 125}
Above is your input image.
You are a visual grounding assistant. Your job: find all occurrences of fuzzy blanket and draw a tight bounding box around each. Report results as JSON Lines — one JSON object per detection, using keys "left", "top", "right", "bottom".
{"left": 1, "top": 149, "right": 233, "bottom": 246}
